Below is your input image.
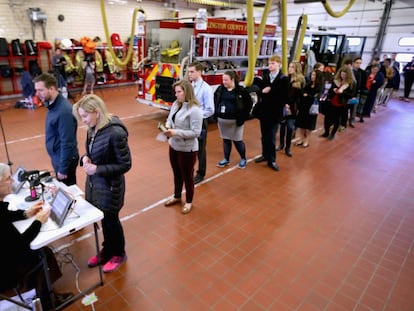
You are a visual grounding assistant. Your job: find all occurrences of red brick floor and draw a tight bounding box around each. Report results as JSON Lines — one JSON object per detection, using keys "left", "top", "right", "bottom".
{"left": 1, "top": 86, "right": 414, "bottom": 310}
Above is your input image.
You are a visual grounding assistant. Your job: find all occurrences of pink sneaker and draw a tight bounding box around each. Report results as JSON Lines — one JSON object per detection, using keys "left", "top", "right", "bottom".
{"left": 87, "top": 251, "right": 107, "bottom": 268}
{"left": 102, "top": 255, "right": 127, "bottom": 273}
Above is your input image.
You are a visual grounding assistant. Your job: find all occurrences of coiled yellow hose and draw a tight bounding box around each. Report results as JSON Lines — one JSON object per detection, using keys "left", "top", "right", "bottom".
{"left": 100, "top": 0, "right": 138, "bottom": 67}
{"left": 322, "top": 0, "right": 355, "bottom": 18}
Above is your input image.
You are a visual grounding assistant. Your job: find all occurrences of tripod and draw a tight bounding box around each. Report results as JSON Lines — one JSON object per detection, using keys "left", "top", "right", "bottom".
{"left": 0, "top": 110, "right": 13, "bottom": 172}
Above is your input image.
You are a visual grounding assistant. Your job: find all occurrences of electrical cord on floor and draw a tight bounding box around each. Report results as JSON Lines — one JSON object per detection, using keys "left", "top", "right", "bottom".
{"left": 54, "top": 247, "right": 97, "bottom": 311}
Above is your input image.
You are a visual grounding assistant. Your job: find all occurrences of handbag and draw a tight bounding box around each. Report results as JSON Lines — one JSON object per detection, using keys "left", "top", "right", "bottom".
{"left": 348, "top": 98, "right": 359, "bottom": 105}
{"left": 309, "top": 98, "right": 319, "bottom": 115}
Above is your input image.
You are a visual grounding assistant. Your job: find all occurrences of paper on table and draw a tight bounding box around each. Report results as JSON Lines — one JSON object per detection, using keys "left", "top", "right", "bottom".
{"left": 156, "top": 132, "right": 168, "bottom": 142}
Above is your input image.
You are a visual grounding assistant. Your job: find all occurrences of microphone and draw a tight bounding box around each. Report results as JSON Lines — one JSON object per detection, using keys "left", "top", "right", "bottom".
{"left": 18, "top": 170, "right": 40, "bottom": 182}
{"left": 39, "top": 171, "right": 51, "bottom": 182}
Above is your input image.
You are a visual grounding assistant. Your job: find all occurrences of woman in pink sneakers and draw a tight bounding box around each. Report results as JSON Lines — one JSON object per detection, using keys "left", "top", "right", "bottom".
{"left": 73, "top": 95, "right": 131, "bottom": 273}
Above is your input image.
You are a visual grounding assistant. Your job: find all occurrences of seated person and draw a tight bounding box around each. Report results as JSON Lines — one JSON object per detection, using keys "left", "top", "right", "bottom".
{"left": 0, "top": 163, "right": 73, "bottom": 310}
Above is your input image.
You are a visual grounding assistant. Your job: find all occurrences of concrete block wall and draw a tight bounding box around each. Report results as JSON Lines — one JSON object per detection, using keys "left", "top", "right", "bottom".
{"left": 0, "top": 0, "right": 198, "bottom": 45}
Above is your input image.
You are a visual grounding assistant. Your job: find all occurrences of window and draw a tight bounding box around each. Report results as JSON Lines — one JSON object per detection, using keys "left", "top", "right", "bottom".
{"left": 398, "top": 37, "right": 414, "bottom": 47}
{"left": 396, "top": 54, "right": 414, "bottom": 63}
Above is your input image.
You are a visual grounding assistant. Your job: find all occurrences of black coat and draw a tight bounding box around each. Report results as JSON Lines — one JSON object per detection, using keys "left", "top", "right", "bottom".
{"left": 83, "top": 116, "right": 131, "bottom": 212}
{"left": 0, "top": 201, "right": 41, "bottom": 291}
{"left": 255, "top": 71, "right": 289, "bottom": 123}
{"left": 327, "top": 79, "right": 354, "bottom": 107}
{"left": 214, "top": 85, "right": 252, "bottom": 126}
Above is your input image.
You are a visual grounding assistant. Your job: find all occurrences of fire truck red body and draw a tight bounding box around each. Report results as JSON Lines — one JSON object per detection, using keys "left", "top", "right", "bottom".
{"left": 136, "top": 18, "right": 277, "bottom": 110}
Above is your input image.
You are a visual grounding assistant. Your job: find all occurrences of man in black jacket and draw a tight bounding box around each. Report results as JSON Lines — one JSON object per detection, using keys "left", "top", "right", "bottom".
{"left": 254, "top": 55, "right": 289, "bottom": 171}
{"left": 350, "top": 57, "right": 367, "bottom": 126}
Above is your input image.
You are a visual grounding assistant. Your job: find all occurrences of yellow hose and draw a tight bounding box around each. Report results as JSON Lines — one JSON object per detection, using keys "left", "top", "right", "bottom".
{"left": 253, "top": 1, "right": 273, "bottom": 60}
{"left": 322, "top": 0, "right": 356, "bottom": 18}
{"left": 244, "top": 0, "right": 255, "bottom": 87}
{"left": 294, "top": 14, "right": 307, "bottom": 62}
{"left": 100, "top": 0, "right": 138, "bottom": 67}
{"left": 244, "top": 0, "right": 273, "bottom": 87}
{"left": 281, "top": 0, "right": 288, "bottom": 75}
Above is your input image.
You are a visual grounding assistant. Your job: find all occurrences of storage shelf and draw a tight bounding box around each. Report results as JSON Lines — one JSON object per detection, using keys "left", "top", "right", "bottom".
{"left": 60, "top": 39, "right": 145, "bottom": 90}
{"left": 0, "top": 41, "right": 51, "bottom": 97}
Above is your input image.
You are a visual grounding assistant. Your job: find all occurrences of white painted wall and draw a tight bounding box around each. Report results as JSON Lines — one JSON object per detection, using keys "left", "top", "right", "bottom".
{"left": 1, "top": 0, "right": 412, "bottom": 68}
{"left": 0, "top": 0, "right": 198, "bottom": 44}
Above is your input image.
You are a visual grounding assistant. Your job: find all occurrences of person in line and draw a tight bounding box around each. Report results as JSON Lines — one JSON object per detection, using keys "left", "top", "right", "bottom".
{"left": 320, "top": 65, "right": 354, "bottom": 140}
{"left": 73, "top": 95, "right": 131, "bottom": 273}
{"left": 351, "top": 57, "right": 367, "bottom": 127}
{"left": 162, "top": 80, "right": 203, "bottom": 214}
{"left": 0, "top": 163, "right": 73, "bottom": 310}
{"left": 34, "top": 73, "right": 79, "bottom": 186}
{"left": 365, "top": 56, "right": 380, "bottom": 75}
{"left": 187, "top": 62, "right": 214, "bottom": 184}
{"left": 254, "top": 54, "right": 289, "bottom": 171}
{"left": 380, "top": 54, "right": 388, "bottom": 68}
{"left": 374, "top": 57, "right": 393, "bottom": 113}
{"left": 390, "top": 52, "right": 400, "bottom": 72}
{"left": 402, "top": 56, "right": 414, "bottom": 102}
{"left": 295, "top": 70, "right": 324, "bottom": 148}
{"left": 378, "top": 58, "right": 400, "bottom": 106}
{"left": 52, "top": 47, "right": 67, "bottom": 81}
{"left": 360, "top": 64, "right": 384, "bottom": 121}
{"left": 214, "top": 70, "right": 253, "bottom": 169}
{"left": 82, "top": 54, "right": 96, "bottom": 95}
{"left": 339, "top": 59, "right": 356, "bottom": 131}
{"left": 277, "top": 61, "right": 305, "bottom": 157}
{"left": 305, "top": 62, "right": 324, "bottom": 84}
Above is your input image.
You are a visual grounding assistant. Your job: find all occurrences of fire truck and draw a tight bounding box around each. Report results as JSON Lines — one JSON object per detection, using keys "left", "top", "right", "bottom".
{"left": 135, "top": 17, "right": 277, "bottom": 110}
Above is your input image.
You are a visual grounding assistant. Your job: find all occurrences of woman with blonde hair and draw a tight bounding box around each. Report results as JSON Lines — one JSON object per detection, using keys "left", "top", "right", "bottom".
{"left": 73, "top": 94, "right": 131, "bottom": 273}
{"left": 163, "top": 80, "right": 203, "bottom": 214}
{"left": 277, "top": 61, "right": 305, "bottom": 157}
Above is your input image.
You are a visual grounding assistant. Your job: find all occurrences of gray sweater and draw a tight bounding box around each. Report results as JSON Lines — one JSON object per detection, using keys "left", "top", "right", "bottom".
{"left": 166, "top": 101, "right": 203, "bottom": 152}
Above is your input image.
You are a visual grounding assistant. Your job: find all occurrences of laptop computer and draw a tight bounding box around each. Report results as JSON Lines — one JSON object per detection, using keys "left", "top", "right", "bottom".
{"left": 49, "top": 188, "right": 75, "bottom": 228}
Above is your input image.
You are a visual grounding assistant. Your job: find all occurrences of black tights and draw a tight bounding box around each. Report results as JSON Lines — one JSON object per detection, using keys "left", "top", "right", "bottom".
{"left": 223, "top": 139, "right": 246, "bottom": 160}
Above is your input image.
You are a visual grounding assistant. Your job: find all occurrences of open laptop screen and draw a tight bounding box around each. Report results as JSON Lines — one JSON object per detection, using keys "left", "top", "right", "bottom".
{"left": 49, "top": 188, "right": 74, "bottom": 227}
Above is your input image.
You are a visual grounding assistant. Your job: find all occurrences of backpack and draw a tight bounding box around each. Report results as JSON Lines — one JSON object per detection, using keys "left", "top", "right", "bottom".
{"left": 11, "top": 39, "right": 23, "bottom": 56}
{"left": 0, "top": 37, "right": 9, "bottom": 56}
{"left": 25, "top": 40, "right": 37, "bottom": 55}
{"left": 29, "top": 60, "right": 42, "bottom": 77}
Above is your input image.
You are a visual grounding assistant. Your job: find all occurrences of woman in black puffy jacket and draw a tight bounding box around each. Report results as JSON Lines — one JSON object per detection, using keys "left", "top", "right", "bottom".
{"left": 73, "top": 94, "right": 131, "bottom": 273}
